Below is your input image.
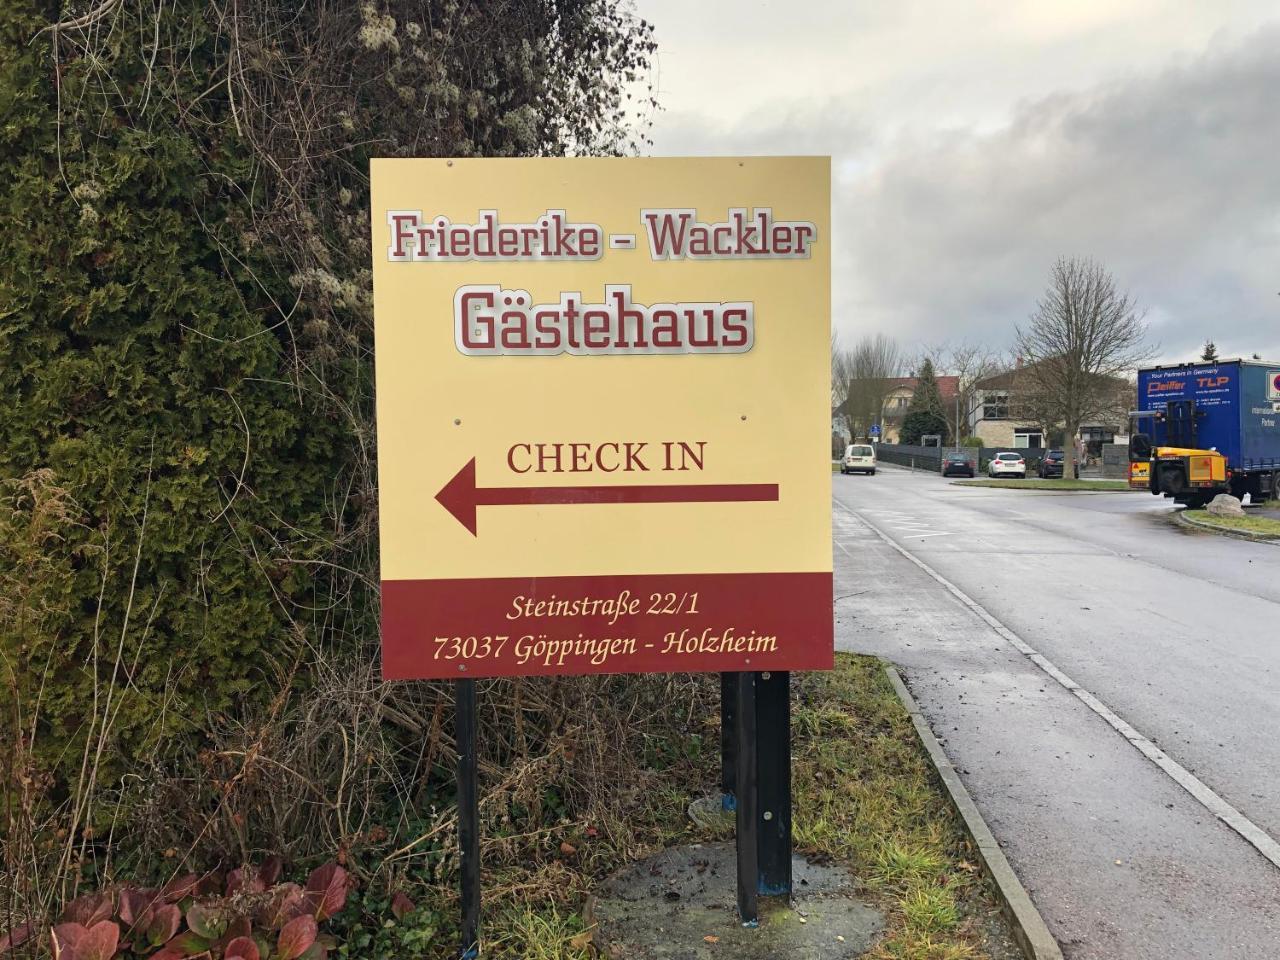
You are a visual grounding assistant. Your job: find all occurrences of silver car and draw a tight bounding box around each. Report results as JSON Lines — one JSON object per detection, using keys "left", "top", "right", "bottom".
{"left": 841, "top": 444, "right": 877, "bottom": 475}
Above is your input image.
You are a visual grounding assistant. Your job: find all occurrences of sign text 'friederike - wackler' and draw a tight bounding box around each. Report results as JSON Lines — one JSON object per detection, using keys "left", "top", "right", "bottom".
{"left": 372, "top": 158, "right": 832, "bottom": 680}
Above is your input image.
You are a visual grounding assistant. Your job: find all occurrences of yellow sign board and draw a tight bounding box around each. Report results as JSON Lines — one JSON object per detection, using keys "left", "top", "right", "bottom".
{"left": 371, "top": 157, "right": 832, "bottom": 679}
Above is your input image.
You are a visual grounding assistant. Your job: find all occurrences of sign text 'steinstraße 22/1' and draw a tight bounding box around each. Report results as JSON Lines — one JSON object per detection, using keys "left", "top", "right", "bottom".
{"left": 371, "top": 157, "right": 832, "bottom": 680}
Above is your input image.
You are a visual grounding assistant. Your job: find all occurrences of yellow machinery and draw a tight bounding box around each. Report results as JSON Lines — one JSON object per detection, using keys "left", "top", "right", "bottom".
{"left": 1152, "top": 446, "right": 1228, "bottom": 499}
{"left": 1129, "top": 417, "right": 1231, "bottom": 507}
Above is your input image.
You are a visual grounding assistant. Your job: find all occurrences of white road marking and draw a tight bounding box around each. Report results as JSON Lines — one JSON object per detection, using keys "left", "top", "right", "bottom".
{"left": 836, "top": 501, "right": 1280, "bottom": 872}
{"left": 861, "top": 509, "right": 953, "bottom": 539}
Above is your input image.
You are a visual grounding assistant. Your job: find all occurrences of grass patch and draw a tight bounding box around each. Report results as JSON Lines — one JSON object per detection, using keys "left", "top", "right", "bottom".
{"left": 488, "top": 655, "right": 1014, "bottom": 958}
{"left": 954, "top": 478, "right": 1131, "bottom": 491}
{"left": 1185, "top": 510, "right": 1280, "bottom": 538}
{"left": 487, "top": 904, "right": 594, "bottom": 959}
{"left": 792, "top": 656, "right": 1009, "bottom": 959}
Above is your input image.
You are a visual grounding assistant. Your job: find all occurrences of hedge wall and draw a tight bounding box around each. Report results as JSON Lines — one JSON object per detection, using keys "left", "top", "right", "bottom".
{"left": 0, "top": 0, "right": 654, "bottom": 804}
{"left": 0, "top": 6, "right": 359, "bottom": 792}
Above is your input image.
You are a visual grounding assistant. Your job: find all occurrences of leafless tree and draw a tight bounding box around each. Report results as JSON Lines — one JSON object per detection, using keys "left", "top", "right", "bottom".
{"left": 915, "top": 341, "right": 1003, "bottom": 442}
{"left": 831, "top": 331, "right": 851, "bottom": 410}
{"left": 836, "top": 334, "right": 904, "bottom": 441}
{"left": 830, "top": 332, "right": 852, "bottom": 453}
{"left": 1015, "top": 257, "right": 1153, "bottom": 470}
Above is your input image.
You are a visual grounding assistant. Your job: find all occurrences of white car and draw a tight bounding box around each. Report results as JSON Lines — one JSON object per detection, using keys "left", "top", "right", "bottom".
{"left": 841, "top": 444, "right": 877, "bottom": 475}
{"left": 987, "top": 451, "right": 1026, "bottom": 478}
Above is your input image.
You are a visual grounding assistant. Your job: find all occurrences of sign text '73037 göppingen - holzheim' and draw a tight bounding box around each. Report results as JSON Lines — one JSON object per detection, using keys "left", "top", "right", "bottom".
{"left": 371, "top": 158, "right": 832, "bottom": 680}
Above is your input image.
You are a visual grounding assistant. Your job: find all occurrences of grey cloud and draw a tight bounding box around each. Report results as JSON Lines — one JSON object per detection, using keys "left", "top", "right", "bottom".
{"left": 654, "top": 100, "right": 872, "bottom": 159}
{"left": 843, "top": 25, "right": 1280, "bottom": 363}
{"left": 655, "top": 25, "right": 1280, "bottom": 364}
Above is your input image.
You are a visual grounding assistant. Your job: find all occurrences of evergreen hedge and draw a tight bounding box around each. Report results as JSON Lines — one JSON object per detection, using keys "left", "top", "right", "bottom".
{"left": 0, "top": 5, "right": 356, "bottom": 789}
{"left": 0, "top": 0, "right": 655, "bottom": 807}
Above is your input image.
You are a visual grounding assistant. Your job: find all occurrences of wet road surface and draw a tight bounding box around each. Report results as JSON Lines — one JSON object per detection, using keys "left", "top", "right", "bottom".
{"left": 833, "top": 465, "right": 1280, "bottom": 959}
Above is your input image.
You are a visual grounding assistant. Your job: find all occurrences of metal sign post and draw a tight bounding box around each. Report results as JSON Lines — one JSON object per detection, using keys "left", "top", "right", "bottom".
{"left": 732, "top": 670, "right": 788, "bottom": 926}
{"left": 734, "top": 672, "right": 759, "bottom": 925}
{"left": 755, "top": 671, "right": 792, "bottom": 896}
{"left": 721, "top": 672, "right": 738, "bottom": 811}
{"left": 734, "top": 668, "right": 793, "bottom": 922}
{"left": 456, "top": 679, "right": 481, "bottom": 958}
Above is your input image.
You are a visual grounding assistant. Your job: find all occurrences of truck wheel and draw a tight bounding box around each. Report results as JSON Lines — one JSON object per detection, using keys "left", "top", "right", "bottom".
{"left": 1157, "top": 465, "right": 1187, "bottom": 497}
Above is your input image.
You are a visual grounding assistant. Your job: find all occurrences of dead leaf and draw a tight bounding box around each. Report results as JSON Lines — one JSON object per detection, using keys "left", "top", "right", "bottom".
{"left": 560, "top": 841, "right": 577, "bottom": 857}
{"left": 703, "top": 935, "right": 720, "bottom": 944}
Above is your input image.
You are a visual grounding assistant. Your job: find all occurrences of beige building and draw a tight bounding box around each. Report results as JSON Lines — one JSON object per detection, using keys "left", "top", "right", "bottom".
{"left": 971, "top": 361, "right": 1130, "bottom": 456}
{"left": 969, "top": 381, "right": 1046, "bottom": 449}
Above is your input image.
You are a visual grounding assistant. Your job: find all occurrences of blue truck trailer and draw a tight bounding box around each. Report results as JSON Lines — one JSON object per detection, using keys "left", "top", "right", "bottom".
{"left": 1130, "top": 359, "right": 1280, "bottom": 506}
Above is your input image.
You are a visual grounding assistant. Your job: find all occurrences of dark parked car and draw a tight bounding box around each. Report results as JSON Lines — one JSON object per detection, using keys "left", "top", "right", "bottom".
{"left": 941, "top": 452, "right": 976, "bottom": 477}
{"left": 1038, "top": 450, "right": 1079, "bottom": 479}
{"left": 1038, "top": 450, "right": 1064, "bottom": 478}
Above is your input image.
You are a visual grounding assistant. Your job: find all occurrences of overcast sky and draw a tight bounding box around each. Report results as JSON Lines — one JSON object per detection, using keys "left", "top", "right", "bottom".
{"left": 641, "top": 1, "right": 1280, "bottom": 367}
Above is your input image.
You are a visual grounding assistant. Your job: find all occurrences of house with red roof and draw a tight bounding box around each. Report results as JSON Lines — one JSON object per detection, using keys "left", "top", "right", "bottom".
{"left": 876, "top": 375, "right": 960, "bottom": 444}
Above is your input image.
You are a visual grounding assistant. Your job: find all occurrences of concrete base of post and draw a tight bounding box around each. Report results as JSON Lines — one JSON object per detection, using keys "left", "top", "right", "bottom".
{"left": 585, "top": 843, "right": 884, "bottom": 959}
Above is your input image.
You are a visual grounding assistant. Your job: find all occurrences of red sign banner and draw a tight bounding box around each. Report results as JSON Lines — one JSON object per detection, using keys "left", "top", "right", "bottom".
{"left": 382, "top": 572, "right": 833, "bottom": 679}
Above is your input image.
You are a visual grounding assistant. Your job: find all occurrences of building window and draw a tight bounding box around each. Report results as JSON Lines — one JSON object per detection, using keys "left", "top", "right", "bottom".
{"left": 1014, "top": 430, "right": 1043, "bottom": 449}
{"left": 983, "top": 392, "right": 1009, "bottom": 420}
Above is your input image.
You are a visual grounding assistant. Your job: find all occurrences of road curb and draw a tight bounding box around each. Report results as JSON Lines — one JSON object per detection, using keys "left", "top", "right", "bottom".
{"left": 949, "top": 481, "right": 1134, "bottom": 493}
{"left": 1177, "top": 510, "right": 1280, "bottom": 544}
{"left": 884, "top": 665, "right": 1064, "bottom": 960}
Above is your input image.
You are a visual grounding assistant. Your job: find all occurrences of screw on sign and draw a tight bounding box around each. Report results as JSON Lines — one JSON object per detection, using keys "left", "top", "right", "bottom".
{"left": 370, "top": 157, "right": 832, "bottom": 953}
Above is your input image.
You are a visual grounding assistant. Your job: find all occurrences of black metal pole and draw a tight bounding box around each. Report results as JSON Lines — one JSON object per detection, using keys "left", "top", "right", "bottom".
{"left": 755, "top": 671, "right": 792, "bottom": 896}
{"left": 456, "top": 678, "right": 481, "bottom": 958}
{"left": 734, "top": 671, "right": 758, "bottom": 925}
{"left": 721, "top": 672, "right": 738, "bottom": 811}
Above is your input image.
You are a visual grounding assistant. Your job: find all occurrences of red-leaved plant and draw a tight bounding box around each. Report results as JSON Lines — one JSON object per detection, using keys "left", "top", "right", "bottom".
{"left": 2, "top": 860, "right": 349, "bottom": 960}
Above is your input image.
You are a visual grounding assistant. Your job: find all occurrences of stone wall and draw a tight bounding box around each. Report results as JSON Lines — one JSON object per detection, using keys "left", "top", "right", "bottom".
{"left": 1100, "top": 443, "right": 1130, "bottom": 479}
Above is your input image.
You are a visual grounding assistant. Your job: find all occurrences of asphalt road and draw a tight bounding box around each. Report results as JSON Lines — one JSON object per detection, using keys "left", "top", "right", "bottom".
{"left": 832, "top": 465, "right": 1280, "bottom": 960}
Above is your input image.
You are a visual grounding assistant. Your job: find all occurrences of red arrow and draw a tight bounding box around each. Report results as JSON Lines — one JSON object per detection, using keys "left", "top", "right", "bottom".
{"left": 435, "top": 458, "right": 779, "bottom": 535}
